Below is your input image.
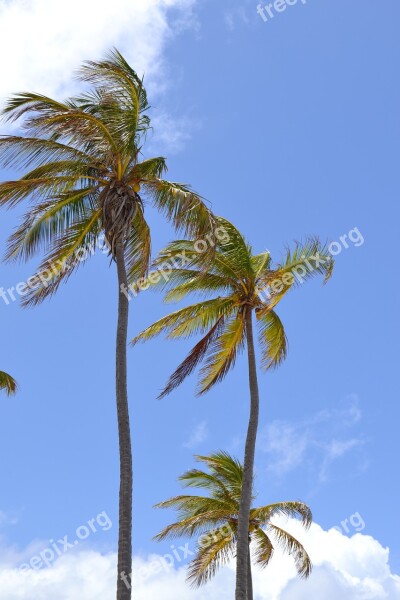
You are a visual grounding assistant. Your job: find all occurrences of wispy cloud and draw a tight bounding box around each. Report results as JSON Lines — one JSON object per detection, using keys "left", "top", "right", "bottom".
{"left": 224, "top": 6, "right": 250, "bottom": 31}
{"left": 258, "top": 394, "right": 366, "bottom": 484}
{"left": 0, "top": 511, "right": 18, "bottom": 527}
{"left": 183, "top": 421, "right": 208, "bottom": 449}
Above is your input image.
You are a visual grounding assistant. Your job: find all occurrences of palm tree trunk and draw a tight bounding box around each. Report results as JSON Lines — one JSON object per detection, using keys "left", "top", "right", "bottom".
{"left": 247, "top": 542, "right": 253, "bottom": 600}
{"left": 235, "top": 309, "right": 260, "bottom": 600}
{"left": 115, "top": 240, "right": 133, "bottom": 600}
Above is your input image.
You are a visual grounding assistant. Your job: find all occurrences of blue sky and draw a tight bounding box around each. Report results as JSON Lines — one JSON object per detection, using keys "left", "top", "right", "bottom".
{"left": 0, "top": 0, "right": 399, "bottom": 597}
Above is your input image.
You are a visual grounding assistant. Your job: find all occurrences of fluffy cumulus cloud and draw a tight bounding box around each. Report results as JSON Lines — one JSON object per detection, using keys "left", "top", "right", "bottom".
{"left": 0, "top": 0, "right": 196, "bottom": 99}
{"left": 1, "top": 519, "right": 399, "bottom": 599}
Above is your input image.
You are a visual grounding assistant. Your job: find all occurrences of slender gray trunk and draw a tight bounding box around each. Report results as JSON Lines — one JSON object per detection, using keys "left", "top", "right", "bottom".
{"left": 235, "top": 309, "right": 260, "bottom": 600}
{"left": 247, "top": 542, "right": 253, "bottom": 600}
{"left": 115, "top": 241, "right": 133, "bottom": 600}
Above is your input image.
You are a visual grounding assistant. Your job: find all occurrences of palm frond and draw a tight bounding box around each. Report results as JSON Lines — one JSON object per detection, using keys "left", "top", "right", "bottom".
{"left": 127, "top": 156, "right": 167, "bottom": 181}
{"left": 5, "top": 187, "right": 97, "bottom": 263}
{"left": 153, "top": 506, "right": 233, "bottom": 541}
{"left": 1, "top": 93, "right": 74, "bottom": 124}
{"left": 144, "top": 179, "right": 216, "bottom": 241}
{"left": 195, "top": 452, "right": 243, "bottom": 498}
{"left": 76, "top": 49, "right": 151, "bottom": 155}
{"left": 252, "top": 251, "right": 271, "bottom": 279}
{"left": 251, "top": 502, "right": 312, "bottom": 529}
{"left": 125, "top": 205, "right": 151, "bottom": 283}
{"left": 213, "top": 217, "right": 253, "bottom": 280}
{"left": 198, "top": 314, "right": 245, "bottom": 394}
{"left": 256, "top": 309, "right": 288, "bottom": 370}
{"left": 267, "top": 524, "right": 312, "bottom": 578}
{"left": 187, "top": 533, "right": 235, "bottom": 587}
{"left": 20, "top": 208, "right": 102, "bottom": 307}
{"left": 0, "top": 176, "right": 87, "bottom": 208}
{"left": 153, "top": 240, "right": 241, "bottom": 289}
{"left": 158, "top": 316, "right": 226, "bottom": 399}
{"left": 164, "top": 272, "right": 233, "bottom": 303}
{"left": 178, "top": 467, "right": 232, "bottom": 498}
{"left": 131, "top": 297, "right": 236, "bottom": 345}
{"left": 0, "top": 136, "right": 100, "bottom": 169}
{"left": 253, "top": 527, "right": 274, "bottom": 567}
{"left": 0, "top": 371, "right": 17, "bottom": 396}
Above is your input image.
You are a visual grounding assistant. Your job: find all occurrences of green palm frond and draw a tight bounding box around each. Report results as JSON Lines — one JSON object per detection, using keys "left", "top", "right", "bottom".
{"left": 267, "top": 523, "right": 312, "bottom": 578}
{"left": 178, "top": 468, "right": 232, "bottom": 499}
{"left": 20, "top": 208, "right": 102, "bottom": 307}
{"left": 0, "top": 371, "right": 17, "bottom": 396}
{"left": 154, "top": 507, "right": 233, "bottom": 541}
{"left": 251, "top": 502, "right": 312, "bottom": 528}
{"left": 131, "top": 297, "right": 236, "bottom": 345}
{"left": 0, "top": 176, "right": 83, "bottom": 208}
{"left": 270, "top": 238, "right": 333, "bottom": 290}
{"left": 195, "top": 452, "right": 243, "bottom": 499}
{"left": 125, "top": 205, "right": 151, "bottom": 283}
{"left": 163, "top": 271, "right": 233, "bottom": 303}
{"left": 0, "top": 136, "right": 99, "bottom": 169}
{"left": 5, "top": 187, "right": 97, "bottom": 263}
{"left": 253, "top": 527, "right": 274, "bottom": 567}
{"left": 127, "top": 156, "right": 167, "bottom": 181}
{"left": 154, "top": 452, "right": 313, "bottom": 587}
{"left": 252, "top": 251, "right": 271, "bottom": 279}
{"left": 77, "top": 48, "right": 149, "bottom": 134}
{"left": 153, "top": 240, "right": 242, "bottom": 289}
{"left": 187, "top": 532, "right": 235, "bottom": 587}
{"left": 213, "top": 217, "right": 253, "bottom": 280}
{"left": 2, "top": 93, "right": 75, "bottom": 124}
{"left": 158, "top": 316, "right": 226, "bottom": 399}
{"left": 144, "top": 179, "right": 215, "bottom": 240}
{"left": 256, "top": 309, "right": 288, "bottom": 370}
{"left": 199, "top": 314, "right": 245, "bottom": 394}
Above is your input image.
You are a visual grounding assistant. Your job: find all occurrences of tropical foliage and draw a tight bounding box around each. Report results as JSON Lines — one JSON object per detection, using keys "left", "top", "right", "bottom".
{"left": 0, "top": 371, "right": 17, "bottom": 395}
{"left": 132, "top": 217, "right": 333, "bottom": 600}
{"left": 155, "top": 452, "right": 312, "bottom": 598}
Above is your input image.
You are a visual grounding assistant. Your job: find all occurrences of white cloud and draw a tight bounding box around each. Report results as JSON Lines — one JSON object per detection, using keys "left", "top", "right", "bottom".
{"left": 0, "top": 0, "right": 198, "bottom": 149}
{"left": 1, "top": 520, "right": 399, "bottom": 599}
{"left": 258, "top": 394, "right": 366, "bottom": 484}
{"left": 183, "top": 420, "right": 208, "bottom": 449}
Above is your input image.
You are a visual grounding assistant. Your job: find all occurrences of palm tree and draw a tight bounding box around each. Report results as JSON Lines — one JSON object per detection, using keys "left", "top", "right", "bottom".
{"left": 132, "top": 218, "right": 333, "bottom": 600}
{"left": 0, "top": 50, "right": 215, "bottom": 600}
{"left": 0, "top": 371, "right": 17, "bottom": 395}
{"left": 154, "top": 452, "right": 312, "bottom": 599}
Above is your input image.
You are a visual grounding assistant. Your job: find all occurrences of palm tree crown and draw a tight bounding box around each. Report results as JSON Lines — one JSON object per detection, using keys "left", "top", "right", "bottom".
{"left": 155, "top": 452, "right": 313, "bottom": 587}
{"left": 0, "top": 49, "right": 215, "bottom": 303}
{"left": 132, "top": 217, "right": 333, "bottom": 396}
{"left": 0, "top": 371, "right": 17, "bottom": 395}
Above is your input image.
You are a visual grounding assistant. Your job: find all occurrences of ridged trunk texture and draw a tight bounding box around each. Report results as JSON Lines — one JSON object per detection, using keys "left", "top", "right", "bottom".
{"left": 235, "top": 309, "right": 260, "bottom": 600}
{"left": 115, "top": 241, "right": 133, "bottom": 600}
